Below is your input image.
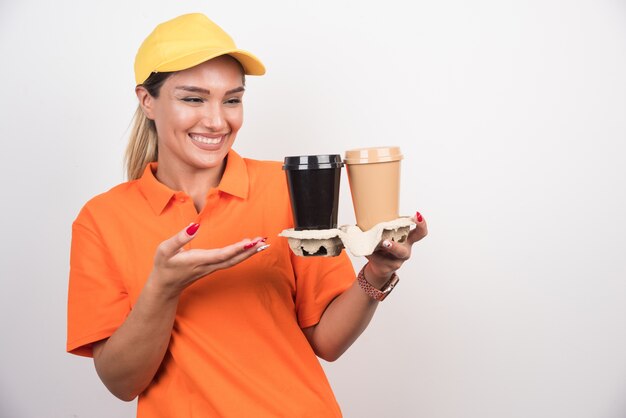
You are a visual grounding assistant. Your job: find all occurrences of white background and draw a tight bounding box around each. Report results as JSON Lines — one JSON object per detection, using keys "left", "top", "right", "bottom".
{"left": 1, "top": 1, "right": 625, "bottom": 417}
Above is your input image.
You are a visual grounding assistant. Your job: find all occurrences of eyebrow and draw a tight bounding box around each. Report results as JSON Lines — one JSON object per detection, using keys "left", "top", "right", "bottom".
{"left": 174, "top": 85, "right": 245, "bottom": 95}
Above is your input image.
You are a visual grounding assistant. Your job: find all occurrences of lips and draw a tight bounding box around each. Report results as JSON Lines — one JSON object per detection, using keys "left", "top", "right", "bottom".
{"left": 188, "top": 133, "right": 228, "bottom": 150}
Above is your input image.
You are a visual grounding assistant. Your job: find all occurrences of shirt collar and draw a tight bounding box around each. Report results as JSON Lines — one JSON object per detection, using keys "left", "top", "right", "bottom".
{"left": 137, "top": 149, "right": 249, "bottom": 216}
{"left": 217, "top": 149, "right": 249, "bottom": 200}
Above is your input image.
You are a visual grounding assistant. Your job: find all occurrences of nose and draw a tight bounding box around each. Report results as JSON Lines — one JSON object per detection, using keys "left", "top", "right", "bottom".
{"left": 202, "top": 101, "right": 227, "bottom": 131}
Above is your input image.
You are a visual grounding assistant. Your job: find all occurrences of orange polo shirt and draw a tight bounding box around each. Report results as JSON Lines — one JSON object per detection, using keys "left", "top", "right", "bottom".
{"left": 67, "top": 150, "right": 355, "bottom": 417}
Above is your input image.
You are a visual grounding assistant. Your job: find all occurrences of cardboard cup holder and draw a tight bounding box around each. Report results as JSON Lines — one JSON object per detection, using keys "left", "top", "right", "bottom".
{"left": 280, "top": 232, "right": 344, "bottom": 257}
{"left": 279, "top": 217, "right": 415, "bottom": 257}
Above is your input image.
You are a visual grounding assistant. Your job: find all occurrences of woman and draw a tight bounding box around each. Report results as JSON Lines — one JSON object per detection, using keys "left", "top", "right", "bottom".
{"left": 67, "top": 13, "right": 427, "bottom": 417}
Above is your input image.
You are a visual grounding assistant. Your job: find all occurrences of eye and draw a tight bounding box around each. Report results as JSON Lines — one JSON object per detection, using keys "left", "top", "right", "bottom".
{"left": 225, "top": 97, "right": 242, "bottom": 105}
{"left": 181, "top": 97, "right": 204, "bottom": 103}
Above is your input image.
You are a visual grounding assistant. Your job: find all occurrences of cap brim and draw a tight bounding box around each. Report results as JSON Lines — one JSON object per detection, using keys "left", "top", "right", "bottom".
{"left": 153, "top": 48, "right": 266, "bottom": 78}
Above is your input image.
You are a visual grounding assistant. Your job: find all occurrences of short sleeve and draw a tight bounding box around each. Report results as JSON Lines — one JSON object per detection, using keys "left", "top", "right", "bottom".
{"left": 66, "top": 206, "right": 131, "bottom": 357}
{"left": 292, "top": 250, "right": 356, "bottom": 329}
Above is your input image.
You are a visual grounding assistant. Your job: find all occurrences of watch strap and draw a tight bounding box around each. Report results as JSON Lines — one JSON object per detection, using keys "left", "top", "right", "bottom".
{"left": 357, "top": 265, "right": 399, "bottom": 301}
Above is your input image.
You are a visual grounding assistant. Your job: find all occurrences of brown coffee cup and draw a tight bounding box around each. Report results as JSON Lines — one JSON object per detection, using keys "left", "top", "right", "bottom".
{"left": 344, "top": 146, "right": 403, "bottom": 231}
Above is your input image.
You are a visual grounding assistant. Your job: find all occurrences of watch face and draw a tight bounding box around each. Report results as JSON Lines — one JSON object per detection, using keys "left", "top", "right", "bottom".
{"left": 380, "top": 275, "right": 399, "bottom": 300}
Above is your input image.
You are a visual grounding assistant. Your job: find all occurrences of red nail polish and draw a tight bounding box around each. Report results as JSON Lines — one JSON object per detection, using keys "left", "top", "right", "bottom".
{"left": 416, "top": 212, "right": 423, "bottom": 223}
{"left": 261, "top": 237, "right": 268, "bottom": 242}
{"left": 244, "top": 241, "right": 257, "bottom": 250}
{"left": 186, "top": 223, "right": 200, "bottom": 236}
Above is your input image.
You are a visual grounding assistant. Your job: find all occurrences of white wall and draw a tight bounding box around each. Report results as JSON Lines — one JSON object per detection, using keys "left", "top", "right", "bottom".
{"left": 1, "top": 1, "right": 625, "bottom": 417}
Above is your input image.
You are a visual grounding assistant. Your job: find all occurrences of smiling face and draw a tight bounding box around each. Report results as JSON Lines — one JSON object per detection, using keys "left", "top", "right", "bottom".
{"left": 137, "top": 55, "right": 245, "bottom": 181}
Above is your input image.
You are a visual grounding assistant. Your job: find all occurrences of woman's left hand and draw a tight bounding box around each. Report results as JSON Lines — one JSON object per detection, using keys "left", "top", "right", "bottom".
{"left": 302, "top": 211, "right": 428, "bottom": 361}
{"left": 365, "top": 211, "right": 428, "bottom": 282}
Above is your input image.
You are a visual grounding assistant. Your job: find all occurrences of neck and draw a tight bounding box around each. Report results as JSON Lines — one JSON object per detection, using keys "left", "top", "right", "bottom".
{"left": 155, "top": 158, "right": 227, "bottom": 212}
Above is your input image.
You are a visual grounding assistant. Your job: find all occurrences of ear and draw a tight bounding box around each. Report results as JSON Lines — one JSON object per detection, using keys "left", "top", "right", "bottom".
{"left": 135, "top": 86, "right": 156, "bottom": 120}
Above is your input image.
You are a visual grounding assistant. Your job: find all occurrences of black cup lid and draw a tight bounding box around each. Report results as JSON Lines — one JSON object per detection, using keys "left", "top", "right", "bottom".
{"left": 282, "top": 154, "right": 343, "bottom": 170}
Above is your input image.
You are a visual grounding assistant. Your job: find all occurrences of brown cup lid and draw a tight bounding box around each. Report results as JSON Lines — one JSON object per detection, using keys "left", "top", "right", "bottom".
{"left": 343, "top": 146, "right": 403, "bottom": 164}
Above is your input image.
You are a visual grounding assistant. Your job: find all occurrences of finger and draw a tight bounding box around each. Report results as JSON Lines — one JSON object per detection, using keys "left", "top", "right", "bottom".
{"left": 190, "top": 242, "right": 271, "bottom": 277}
{"left": 157, "top": 223, "right": 200, "bottom": 258}
{"left": 210, "top": 244, "right": 271, "bottom": 272}
{"left": 365, "top": 251, "right": 403, "bottom": 274}
{"left": 379, "top": 239, "right": 411, "bottom": 260}
{"left": 191, "top": 238, "right": 268, "bottom": 267}
{"left": 242, "top": 236, "right": 268, "bottom": 251}
{"left": 408, "top": 211, "right": 428, "bottom": 245}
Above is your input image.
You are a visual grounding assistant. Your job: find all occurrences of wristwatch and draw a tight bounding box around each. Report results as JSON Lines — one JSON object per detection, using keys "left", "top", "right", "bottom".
{"left": 357, "top": 265, "right": 400, "bottom": 301}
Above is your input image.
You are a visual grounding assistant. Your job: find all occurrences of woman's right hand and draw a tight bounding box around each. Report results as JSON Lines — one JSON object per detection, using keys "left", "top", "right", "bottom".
{"left": 92, "top": 223, "right": 268, "bottom": 401}
{"left": 149, "top": 223, "right": 269, "bottom": 298}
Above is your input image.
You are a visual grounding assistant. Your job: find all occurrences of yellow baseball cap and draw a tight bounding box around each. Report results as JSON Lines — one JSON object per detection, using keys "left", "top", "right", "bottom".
{"left": 134, "top": 13, "right": 266, "bottom": 85}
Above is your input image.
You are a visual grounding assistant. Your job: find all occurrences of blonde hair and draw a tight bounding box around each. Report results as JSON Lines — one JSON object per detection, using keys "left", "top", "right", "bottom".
{"left": 124, "top": 106, "right": 159, "bottom": 180}
{"left": 124, "top": 71, "right": 173, "bottom": 180}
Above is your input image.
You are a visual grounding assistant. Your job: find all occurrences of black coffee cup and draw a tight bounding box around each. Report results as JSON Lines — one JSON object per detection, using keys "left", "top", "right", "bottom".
{"left": 283, "top": 155, "right": 343, "bottom": 230}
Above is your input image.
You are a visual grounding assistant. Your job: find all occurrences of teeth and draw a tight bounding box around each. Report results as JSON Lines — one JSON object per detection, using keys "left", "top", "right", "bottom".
{"left": 190, "top": 134, "right": 223, "bottom": 145}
